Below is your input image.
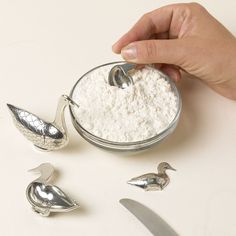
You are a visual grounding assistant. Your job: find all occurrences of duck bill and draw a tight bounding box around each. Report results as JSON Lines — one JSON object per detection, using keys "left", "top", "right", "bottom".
{"left": 62, "top": 94, "right": 80, "bottom": 109}
{"left": 28, "top": 167, "right": 40, "bottom": 173}
{"left": 169, "top": 167, "right": 176, "bottom": 171}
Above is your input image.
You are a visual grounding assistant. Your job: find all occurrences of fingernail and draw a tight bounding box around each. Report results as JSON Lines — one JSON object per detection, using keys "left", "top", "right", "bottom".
{"left": 121, "top": 44, "right": 137, "bottom": 61}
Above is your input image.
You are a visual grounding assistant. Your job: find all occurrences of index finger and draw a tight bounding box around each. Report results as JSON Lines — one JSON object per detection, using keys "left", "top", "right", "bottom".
{"left": 112, "top": 6, "right": 174, "bottom": 53}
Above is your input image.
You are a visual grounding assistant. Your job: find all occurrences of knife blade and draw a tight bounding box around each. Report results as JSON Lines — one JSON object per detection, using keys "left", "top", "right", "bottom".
{"left": 119, "top": 198, "right": 179, "bottom": 236}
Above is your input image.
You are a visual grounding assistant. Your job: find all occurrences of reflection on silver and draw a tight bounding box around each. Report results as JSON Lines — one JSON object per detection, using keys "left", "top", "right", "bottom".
{"left": 108, "top": 63, "right": 135, "bottom": 89}
{"left": 7, "top": 95, "right": 79, "bottom": 151}
{"left": 26, "top": 163, "right": 79, "bottom": 216}
{"left": 127, "top": 162, "right": 176, "bottom": 191}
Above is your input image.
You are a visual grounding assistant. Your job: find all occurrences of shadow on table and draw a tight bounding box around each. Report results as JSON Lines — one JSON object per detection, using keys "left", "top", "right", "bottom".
{"left": 59, "top": 132, "right": 87, "bottom": 155}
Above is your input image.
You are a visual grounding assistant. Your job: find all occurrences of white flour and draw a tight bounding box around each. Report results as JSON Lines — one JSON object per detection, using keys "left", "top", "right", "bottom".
{"left": 73, "top": 65, "right": 178, "bottom": 142}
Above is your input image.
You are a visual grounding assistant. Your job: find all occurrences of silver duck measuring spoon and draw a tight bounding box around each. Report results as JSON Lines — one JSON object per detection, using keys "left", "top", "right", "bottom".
{"left": 127, "top": 162, "right": 176, "bottom": 191}
{"left": 26, "top": 163, "right": 79, "bottom": 216}
{"left": 108, "top": 63, "right": 136, "bottom": 89}
{"left": 7, "top": 95, "right": 79, "bottom": 151}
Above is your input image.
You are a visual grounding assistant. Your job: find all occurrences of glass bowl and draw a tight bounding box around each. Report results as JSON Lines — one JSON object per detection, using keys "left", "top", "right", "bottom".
{"left": 69, "top": 61, "right": 182, "bottom": 152}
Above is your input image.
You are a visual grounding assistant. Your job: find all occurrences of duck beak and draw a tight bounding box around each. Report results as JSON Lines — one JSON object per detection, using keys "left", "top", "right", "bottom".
{"left": 62, "top": 95, "right": 80, "bottom": 109}
{"left": 168, "top": 166, "right": 176, "bottom": 171}
{"left": 28, "top": 167, "right": 40, "bottom": 173}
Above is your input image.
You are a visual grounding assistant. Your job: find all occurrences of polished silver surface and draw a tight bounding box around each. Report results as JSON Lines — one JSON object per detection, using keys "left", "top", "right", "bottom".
{"left": 108, "top": 63, "right": 135, "bottom": 89}
{"left": 127, "top": 162, "right": 176, "bottom": 191}
{"left": 70, "top": 61, "right": 182, "bottom": 152}
{"left": 120, "top": 198, "right": 179, "bottom": 236}
{"left": 26, "top": 163, "right": 79, "bottom": 216}
{"left": 7, "top": 95, "right": 79, "bottom": 151}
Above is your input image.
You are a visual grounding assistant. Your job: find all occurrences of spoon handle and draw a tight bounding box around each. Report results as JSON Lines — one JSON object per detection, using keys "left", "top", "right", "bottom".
{"left": 119, "top": 63, "right": 136, "bottom": 73}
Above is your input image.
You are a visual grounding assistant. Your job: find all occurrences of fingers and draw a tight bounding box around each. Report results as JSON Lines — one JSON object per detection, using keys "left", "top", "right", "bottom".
{"left": 160, "top": 65, "right": 181, "bottom": 82}
{"left": 120, "top": 39, "right": 185, "bottom": 66}
{"left": 154, "top": 63, "right": 181, "bottom": 82}
{"left": 154, "top": 63, "right": 163, "bottom": 70}
{"left": 112, "top": 6, "right": 174, "bottom": 53}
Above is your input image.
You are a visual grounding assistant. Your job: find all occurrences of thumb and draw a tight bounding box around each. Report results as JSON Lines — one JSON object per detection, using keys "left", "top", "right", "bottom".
{"left": 121, "top": 39, "right": 185, "bottom": 66}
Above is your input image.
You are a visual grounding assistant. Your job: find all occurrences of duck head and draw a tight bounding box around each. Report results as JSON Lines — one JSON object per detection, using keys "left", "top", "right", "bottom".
{"left": 158, "top": 162, "right": 176, "bottom": 174}
{"left": 29, "top": 163, "right": 54, "bottom": 183}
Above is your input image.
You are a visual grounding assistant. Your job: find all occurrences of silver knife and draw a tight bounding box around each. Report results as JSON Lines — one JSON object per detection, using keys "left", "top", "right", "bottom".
{"left": 120, "top": 198, "right": 179, "bottom": 236}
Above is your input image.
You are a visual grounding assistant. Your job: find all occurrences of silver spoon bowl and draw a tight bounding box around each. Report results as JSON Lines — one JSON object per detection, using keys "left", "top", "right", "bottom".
{"left": 27, "top": 182, "right": 79, "bottom": 216}
{"left": 108, "top": 63, "right": 135, "bottom": 89}
{"left": 7, "top": 95, "right": 79, "bottom": 151}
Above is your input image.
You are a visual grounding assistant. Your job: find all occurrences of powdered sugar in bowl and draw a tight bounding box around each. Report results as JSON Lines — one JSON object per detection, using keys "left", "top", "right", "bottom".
{"left": 70, "top": 62, "right": 182, "bottom": 152}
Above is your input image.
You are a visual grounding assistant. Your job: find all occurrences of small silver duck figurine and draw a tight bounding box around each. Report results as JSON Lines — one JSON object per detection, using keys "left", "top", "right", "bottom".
{"left": 127, "top": 162, "right": 176, "bottom": 191}
{"left": 7, "top": 95, "right": 78, "bottom": 151}
{"left": 26, "top": 163, "right": 79, "bottom": 216}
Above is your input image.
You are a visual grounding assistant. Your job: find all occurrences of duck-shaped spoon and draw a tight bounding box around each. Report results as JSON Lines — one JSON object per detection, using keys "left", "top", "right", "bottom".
{"left": 26, "top": 163, "right": 79, "bottom": 216}
{"left": 127, "top": 162, "right": 176, "bottom": 191}
{"left": 7, "top": 95, "right": 78, "bottom": 151}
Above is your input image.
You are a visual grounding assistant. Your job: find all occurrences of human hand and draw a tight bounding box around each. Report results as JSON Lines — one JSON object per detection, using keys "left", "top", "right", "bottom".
{"left": 112, "top": 3, "right": 236, "bottom": 100}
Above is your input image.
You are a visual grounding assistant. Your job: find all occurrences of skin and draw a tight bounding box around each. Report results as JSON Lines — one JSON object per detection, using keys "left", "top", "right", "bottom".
{"left": 112, "top": 3, "right": 236, "bottom": 100}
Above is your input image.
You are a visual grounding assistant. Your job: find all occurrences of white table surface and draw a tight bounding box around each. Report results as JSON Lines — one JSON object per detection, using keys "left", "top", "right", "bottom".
{"left": 0, "top": 1, "right": 236, "bottom": 235}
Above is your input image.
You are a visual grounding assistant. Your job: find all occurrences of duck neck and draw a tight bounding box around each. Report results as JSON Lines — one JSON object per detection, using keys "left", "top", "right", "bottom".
{"left": 158, "top": 167, "right": 167, "bottom": 175}
{"left": 53, "top": 95, "right": 69, "bottom": 133}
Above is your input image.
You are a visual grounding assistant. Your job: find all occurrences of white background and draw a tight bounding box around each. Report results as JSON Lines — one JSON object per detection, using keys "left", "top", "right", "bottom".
{"left": 0, "top": 0, "right": 236, "bottom": 235}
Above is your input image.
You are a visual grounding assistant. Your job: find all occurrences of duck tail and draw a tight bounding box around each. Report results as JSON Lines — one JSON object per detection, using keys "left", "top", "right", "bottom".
{"left": 127, "top": 178, "right": 144, "bottom": 188}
